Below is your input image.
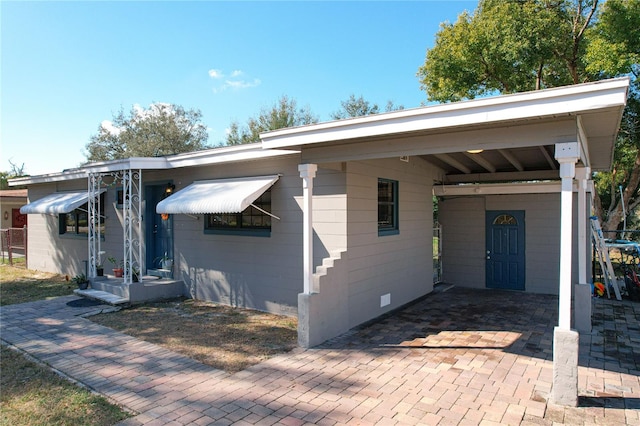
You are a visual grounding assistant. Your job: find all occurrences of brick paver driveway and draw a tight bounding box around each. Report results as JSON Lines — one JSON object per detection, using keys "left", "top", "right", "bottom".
{"left": 1, "top": 286, "right": 639, "bottom": 425}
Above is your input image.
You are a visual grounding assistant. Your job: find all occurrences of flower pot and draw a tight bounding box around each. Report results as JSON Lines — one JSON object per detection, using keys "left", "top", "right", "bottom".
{"left": 113, "top": 268, "right": 124, "bottom": 278}
{"left": 161, "top": 259, "right": 173, "bottom": 270}
{"left": 96, "top": 268, "right": 104, "bottom": 277}
{"left": 78, "top": 281, "right": 89, "bottom": 290}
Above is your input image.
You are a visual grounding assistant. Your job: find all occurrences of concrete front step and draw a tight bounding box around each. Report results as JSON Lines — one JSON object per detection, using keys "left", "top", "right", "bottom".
{"left": 74, "top": 289, "right": 129, "bottom": 305}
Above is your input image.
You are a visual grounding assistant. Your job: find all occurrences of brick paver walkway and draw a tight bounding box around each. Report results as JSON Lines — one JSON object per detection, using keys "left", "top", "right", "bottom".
{"left": 1, "top": 287, "right": 638, "bottom": 425}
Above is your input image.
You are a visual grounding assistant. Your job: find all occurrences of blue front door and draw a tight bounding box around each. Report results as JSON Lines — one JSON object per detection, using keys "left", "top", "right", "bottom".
{"left": 485, "top": 210, "right": 525, "bottom": 290}
{"left": 145, "top": 184, "right": 173, "bottom": 273}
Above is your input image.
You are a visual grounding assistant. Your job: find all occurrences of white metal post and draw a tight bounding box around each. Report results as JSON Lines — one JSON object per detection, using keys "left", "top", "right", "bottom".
{"left": 556, "top": 144, "right": 579, "bottom": 330}
{"left": 552, "top": 142, "right": 580, "bottom": 407}
{"left": 299, "top": 164, "right": 318, "bottom": 294}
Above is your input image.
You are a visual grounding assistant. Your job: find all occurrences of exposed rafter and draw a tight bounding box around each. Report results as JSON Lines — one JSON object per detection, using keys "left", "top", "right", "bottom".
{"left": 434, "top": 153, "right": 471, "bottom": 174}
{"left": 540, "top": 146, "right": 558, "bottom": 170}
{"left": 498, "top": 149, "right": 524, "bottom": 171}
{"left": 463, "top": 152, "right": 496, "bottom": 173}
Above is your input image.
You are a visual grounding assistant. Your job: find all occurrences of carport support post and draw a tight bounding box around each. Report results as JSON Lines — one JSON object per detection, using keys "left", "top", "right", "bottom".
{"left": 552, "top": 143, "right": 579, "bottom": 407}
{"left": 299, "top": 164, "right": 318, "bottom": 294}
{"left": 298, "top": 164, "right": 318, "bottom": 348}
{"left": 575, "top": 166, "right": 592, "bottom": 333}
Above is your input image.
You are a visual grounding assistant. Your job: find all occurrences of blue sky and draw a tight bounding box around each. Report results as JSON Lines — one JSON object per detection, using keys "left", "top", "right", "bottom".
{"left": 1, "top": 1, "right": 477, "bottom": 176}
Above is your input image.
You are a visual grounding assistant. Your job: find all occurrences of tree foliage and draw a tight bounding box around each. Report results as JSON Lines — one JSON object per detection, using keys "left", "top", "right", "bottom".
{"left": 0, "top": 161, "right": 28, "bottom": 190}
{"left": 418, "top": 0, "right": 599, "bottom": 102}
{"left": 330, "top": 94, "right": 404, "bottom": 120}
{"left": 419, "top": 0, "right": 640, "bottom": 235}
{"left": 225, "top": 96, "right": 318, "bottom": 145}
{"left": 587, "top": 0, "right": 640, "bottom": 233}
{"left": 85, "top": 103, "right": 209, "bottom": 161}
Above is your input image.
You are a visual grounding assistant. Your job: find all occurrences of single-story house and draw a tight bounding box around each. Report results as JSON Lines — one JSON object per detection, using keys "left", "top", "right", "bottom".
{"left": 11, "top": 77, "right": 630, "bottom": 406}
{"left": 0, "top": 189, "right": 28, "bottom": 229}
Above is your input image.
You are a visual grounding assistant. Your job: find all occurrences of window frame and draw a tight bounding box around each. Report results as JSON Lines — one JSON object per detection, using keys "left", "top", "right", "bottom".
{"left": 378, "top": 178, "right": 399, "bottom": 236}
{"left": 59, "top": 193, "right": 106, "bottom": 239}
{"left": 204, "top": 189, "right": 272, "bottom": 237}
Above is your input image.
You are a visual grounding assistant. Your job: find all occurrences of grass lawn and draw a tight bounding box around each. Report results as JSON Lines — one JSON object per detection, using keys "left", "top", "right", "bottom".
{"left": 0, "top": 265, "right": 74, "bottom": 306}
{"left": 0, "top": 346, "right": 130, "bottom": 426}
{"left": 0, "top": 265, "right": 131, "bottom": 425}
{"left": 1, "top": 265, "right": 298, "bottom": 425}
{"left": 88, "top": 298, "right": 298, "bottom": 372}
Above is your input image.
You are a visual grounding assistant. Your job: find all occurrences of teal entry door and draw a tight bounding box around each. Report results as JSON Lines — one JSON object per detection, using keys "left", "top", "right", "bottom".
{"left": 145, "top": 184, "right": 174, "bottom": 273}
{"left": 485, "top": 210, "right": 525, "bottom": 290}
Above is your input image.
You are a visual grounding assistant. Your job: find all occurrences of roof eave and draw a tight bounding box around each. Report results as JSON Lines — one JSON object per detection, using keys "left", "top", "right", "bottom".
{"left": 260, "top": 77, "right": 630, "bottom": 150}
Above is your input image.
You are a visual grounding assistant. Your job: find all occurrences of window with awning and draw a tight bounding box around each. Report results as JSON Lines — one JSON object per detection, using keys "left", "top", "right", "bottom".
{"left": 155, "top": 175, "right": 279, "bottom": 215}
{"left": 20, "top": 190, "right": 106, "bottom": 215}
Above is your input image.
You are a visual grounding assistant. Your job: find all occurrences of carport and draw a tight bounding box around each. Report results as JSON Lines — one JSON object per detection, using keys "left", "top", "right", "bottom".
{"left": 261, "top": 77, "right": 630, "bottom": 406}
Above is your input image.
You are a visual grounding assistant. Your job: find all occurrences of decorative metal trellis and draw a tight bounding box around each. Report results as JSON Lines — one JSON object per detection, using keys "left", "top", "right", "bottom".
{"left": 88, "top": 169, "right": 143, "bottom": 284}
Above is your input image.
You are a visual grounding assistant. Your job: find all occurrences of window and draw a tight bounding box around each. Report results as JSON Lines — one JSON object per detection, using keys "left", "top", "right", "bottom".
{"left": 59, "top": 193, "right": 105, "bottom": 237}
{"left": 493, "top": 214, "right": 517, "bottom": 225}
{"left": 205, "top": 190, "right": 272, "bottom": 237}
{"left": 378, "top": 178, "right": 398, "bottom": 236}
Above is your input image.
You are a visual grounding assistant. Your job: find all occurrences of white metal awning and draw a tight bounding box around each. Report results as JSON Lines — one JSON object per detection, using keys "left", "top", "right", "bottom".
{"left": 156, "top": 175, "right": 279, "bottom": 214}
{"left": 20, "top": 189, "right": 105, "bottom": 214}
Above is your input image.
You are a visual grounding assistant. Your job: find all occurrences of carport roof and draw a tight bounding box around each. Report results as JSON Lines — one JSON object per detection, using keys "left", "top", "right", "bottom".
{"left": 260, "top": 78, "right": 629, "bottom": 183}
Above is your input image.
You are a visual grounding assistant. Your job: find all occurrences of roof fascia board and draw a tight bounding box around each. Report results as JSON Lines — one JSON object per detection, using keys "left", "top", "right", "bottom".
{"left": 9, "top": 171, "right": 89, "bottom": 186}
{"left": 301, "top": 119, "right": 577, "bottom": 164}
{"left": 167, "top": 148, "right": 300, "bottom": 169}
{"left": 261, "top": 78, "right": 630, "bottom": 149}
{"left": 8, "top": 146, "right": 299, "bottom": 186}
{"left": 576, "top": 115, "right": 590, "bottom": 168}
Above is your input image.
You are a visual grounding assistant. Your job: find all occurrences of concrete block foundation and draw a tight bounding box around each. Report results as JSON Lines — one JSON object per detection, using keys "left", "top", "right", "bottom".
{"left": 551, "top": 326, "right": 579, "bottom": 406}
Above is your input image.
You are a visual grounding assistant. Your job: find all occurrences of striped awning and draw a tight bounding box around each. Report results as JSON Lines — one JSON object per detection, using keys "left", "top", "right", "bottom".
{"left": 20, "top": 190, "right": 105, "bottom": 214}
{"left": 156, "top": 175, "right": 279, "bottom": 214}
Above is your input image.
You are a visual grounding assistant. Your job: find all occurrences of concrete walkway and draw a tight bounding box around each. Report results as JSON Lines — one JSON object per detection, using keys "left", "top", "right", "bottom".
{"left": 1, "top": 288, "right": 638, "bottom": 425}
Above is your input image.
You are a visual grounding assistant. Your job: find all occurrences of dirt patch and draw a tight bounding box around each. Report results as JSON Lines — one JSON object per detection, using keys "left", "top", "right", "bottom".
{"left": 88, "top": 298, "right": 298, "bottom": 373}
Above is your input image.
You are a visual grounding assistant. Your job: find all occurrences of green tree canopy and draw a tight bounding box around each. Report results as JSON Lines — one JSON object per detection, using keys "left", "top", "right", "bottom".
{"left": 85, "top": 103, "right": 209, "bottom": 161}
{"left": 587, "top": 0, "right": 640, "bottom": 232}
{"left": 0, "top": 161, "right": 28, "bottom": 190}
{"left": 225, "top": 96, "right": 318, "bottom": 145}
{"left": 330, "top": 94, "right": 404, "bottom": 120}
{"left": 418, "top": 0, "right": 640, "bottom": 235}
{"left": 417, "top": 0, "right": 598, "bottom": 102}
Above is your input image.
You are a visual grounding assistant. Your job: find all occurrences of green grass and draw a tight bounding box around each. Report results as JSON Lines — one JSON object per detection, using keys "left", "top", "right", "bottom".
{"left": 0, "top": 267, "right": 131, "bottom": 424}
{"left": 0, "top": 266, "right": 74, "bottom": 306}
{"left": 0, "top": 346, "right": 130, "bottom": 426}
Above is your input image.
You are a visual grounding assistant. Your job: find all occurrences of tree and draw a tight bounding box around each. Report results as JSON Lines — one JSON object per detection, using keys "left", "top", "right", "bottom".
{"left": 331, "top": 94, "right": 404, "bottom": 120}
{"left": 226, "top": 96, "right": 318, "bottom": 145}
{"left": 417, "top": 0, "right": 599, "bottom": 102}
{"left": 418, "top": 0, "right": 639, "bottom": 236}
{"left": 85, "top": 103, "right": 209, "bottom": 161}
{"left": 587, "top": 0, "right": 640, "bottom": 234}
{"left": 0, "top": 160, "right": 28, "bottom": 189}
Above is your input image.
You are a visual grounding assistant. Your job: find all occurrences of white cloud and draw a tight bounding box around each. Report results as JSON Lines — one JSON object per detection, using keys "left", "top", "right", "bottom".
{"left": 208, "top": 69, "right": 224, "bottom": 79}
{"left": 225, "top": 78, "right": 261, "bottom": 89}
{"left": 209, "top": 68, "right": 261, "bottom": 94}
{"left": 101, "top": 120, "right": 122, "bottom": 136}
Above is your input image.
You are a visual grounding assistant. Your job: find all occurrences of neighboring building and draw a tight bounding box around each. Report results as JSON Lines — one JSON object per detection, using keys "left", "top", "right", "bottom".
{"left": 0, "top": 189, "right": 27, "bottom": 229}
{"left": 11, "top": 79, "right": 630, "bottom": 406}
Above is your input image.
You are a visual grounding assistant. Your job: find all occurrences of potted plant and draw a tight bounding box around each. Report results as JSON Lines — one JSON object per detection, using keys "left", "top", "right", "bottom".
{"left": 96, "top": 251, "right": 105, "bottom": 276}
{"left": 72, "top": 273, "right": 90, "bottom": 290}
{"left": 155, "top": 253, "right": 173, "bottom": 270}
{"left": 132, "top": 266, "right": 140, "bottom": 282}
{"left": 108, "top": 256, "right": 124, "bottom": 278}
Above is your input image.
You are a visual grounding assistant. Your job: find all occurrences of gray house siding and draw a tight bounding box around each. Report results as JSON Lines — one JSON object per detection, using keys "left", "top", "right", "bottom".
{"left": 143, "top": 156, "right": 304, "bottom": 316}
{"left": 345, "top": 157, "right": 436, "bottom": 328}
{"left": 439, "top": 193, "right": 579, "bottom": 294}
{"left": 23, "top": 181, "right": 126, "bottom": 277}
